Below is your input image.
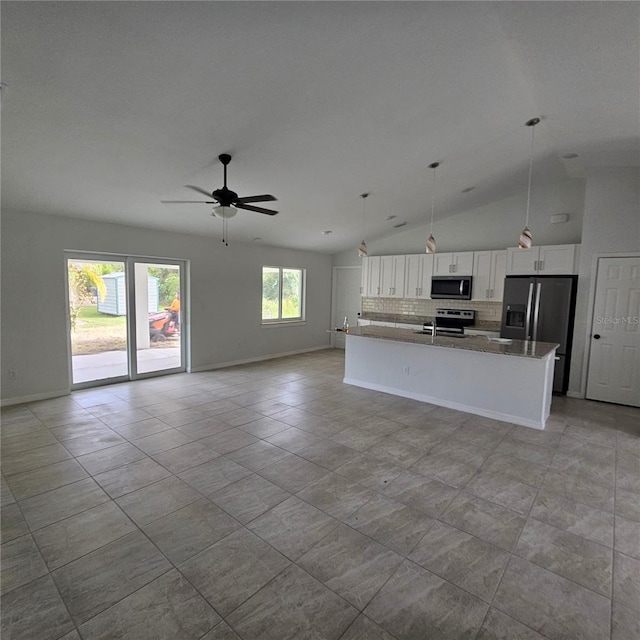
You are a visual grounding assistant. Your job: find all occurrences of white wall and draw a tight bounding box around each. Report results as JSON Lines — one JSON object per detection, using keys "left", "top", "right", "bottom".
{"left": 1, "top": 210, "right": 333, "bottom": 404}
{"left": 333, "top": 178, "right": 584, "bottom": 266}
{"left": 568, "top": 167, "right": 640, "bottom": 395}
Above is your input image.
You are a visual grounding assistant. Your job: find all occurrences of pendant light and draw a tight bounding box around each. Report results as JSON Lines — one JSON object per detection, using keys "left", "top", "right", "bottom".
{"left": 426, "top": 162, "right": 439, "bottom": 254}
{"left": 519, "top": 117, "right": 540, "bottom": 249}
{"left": 358, "top": 193, "right": 369, "bottom": 257}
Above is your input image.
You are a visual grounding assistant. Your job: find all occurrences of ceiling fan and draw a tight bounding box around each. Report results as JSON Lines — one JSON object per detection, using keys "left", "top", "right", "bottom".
{"left": 161, "top": 153, "right": 277, "bottom": 245}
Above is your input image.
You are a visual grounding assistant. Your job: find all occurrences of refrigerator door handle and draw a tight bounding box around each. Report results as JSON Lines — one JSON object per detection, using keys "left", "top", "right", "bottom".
{"left": 532, "top": 282, "right": 542, "bottom": 340}
{"left": 524, "top": 282, "right": 535, "bottom": 339}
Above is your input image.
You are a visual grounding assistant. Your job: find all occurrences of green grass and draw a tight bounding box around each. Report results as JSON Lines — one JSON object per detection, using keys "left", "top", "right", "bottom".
{"left": 77, "top": 305, "right": 126, "bottom": 328}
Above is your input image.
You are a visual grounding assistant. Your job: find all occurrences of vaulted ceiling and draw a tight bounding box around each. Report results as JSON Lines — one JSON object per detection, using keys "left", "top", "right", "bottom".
{"left": 2, "top": 2, "right": 638, "bottom": 252}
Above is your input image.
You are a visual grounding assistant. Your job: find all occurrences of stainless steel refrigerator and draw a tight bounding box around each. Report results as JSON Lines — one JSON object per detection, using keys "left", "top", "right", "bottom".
{"left": 500, "top": 275, "right": 578, "bottom": 394}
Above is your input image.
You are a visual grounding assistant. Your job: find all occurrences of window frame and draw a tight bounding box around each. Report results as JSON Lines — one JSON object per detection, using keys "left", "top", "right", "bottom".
{"left": 261, "top": 265, "right": 306, "bottom": 325}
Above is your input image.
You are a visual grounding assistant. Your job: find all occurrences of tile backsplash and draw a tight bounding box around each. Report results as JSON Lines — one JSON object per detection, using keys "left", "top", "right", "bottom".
{"left": 361, "top": 298, "right": 502, "bottom": 325}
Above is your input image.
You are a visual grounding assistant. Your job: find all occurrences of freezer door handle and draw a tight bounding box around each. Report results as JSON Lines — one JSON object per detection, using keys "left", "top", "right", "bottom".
{"left": 524, "top": 282, "right": 535, "bottom": 339}
{"left": 532, "top": 282, "right": 542, "bottom": 339}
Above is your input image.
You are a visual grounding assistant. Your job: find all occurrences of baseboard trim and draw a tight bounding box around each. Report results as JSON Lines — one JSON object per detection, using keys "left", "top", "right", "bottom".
{"left": 191, "top": 345, "right": 333, "bottom": 373}
{"left": 1, "top": 346, "right": 334, "bottom": 405}
{"left": 342, "top": 377, "right": 546, "bottom": 430}
{"left": 566, "top": 390, "right": 585, "bottom": 399}
{"left": 1, "top": 388, "right": 71, "bottom": 407}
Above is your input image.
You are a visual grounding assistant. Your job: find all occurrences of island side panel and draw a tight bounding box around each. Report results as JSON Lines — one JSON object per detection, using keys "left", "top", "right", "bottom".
{"left": 344, "top": 334, "right": 557, "bottom": 429}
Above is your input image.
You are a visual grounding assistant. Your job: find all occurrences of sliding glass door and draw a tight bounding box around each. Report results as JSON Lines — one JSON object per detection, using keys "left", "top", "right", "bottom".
{"left": 66, "top": 253, "right": 186, "bottom": 388}
{"left": 133, "top": 261, "right": 182, "bottom": 375}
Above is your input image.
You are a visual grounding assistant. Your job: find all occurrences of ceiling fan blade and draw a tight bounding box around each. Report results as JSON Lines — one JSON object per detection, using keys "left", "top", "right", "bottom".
{"left": 161, "top": 200, "right": 215, "bottom": 204}
{"left": 236, "top": 203, "right": 279, "bottom": 216}
{"left": 235, "top": 194, "right": 277, "bottom": 204}
{"left": 184, "top": 185, "right": 215, "bottom": 198}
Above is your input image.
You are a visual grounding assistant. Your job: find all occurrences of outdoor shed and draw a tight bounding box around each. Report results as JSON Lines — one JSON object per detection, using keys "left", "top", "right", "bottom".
{"left": 97, "top": 272, "right": 159, "bottom": 316}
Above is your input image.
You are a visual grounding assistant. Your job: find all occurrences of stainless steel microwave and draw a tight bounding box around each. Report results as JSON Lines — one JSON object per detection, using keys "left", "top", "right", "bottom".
{"left": 431, "top": 276, "right": 473, "bottom": 300}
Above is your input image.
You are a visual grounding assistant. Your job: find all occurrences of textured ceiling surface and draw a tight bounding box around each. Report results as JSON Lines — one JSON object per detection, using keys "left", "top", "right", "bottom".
{"left": 2, "top": 2, "right": 638, "bottom": 252}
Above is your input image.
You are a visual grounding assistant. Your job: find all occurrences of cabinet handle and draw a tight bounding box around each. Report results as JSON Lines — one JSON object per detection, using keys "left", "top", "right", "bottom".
{"left": 419, "top": 287, "right": 422, "bottom": 296}
{"left": 534, "top": 260, "right": 539, "bottom": 271}
{"left": 539, "top": 260, "right": 544, "bottom": 271}
{"left": 486, "top": 289, "right": 490, "bottom": 299}
{"left": 360, "top": 286, "right": 363, "bottom": 294}
{"left": 415, "top": 287, "right": 419, "bottom": 296}
{"left": 490, "top": 288, "right": 494, "bottom": 298}
{"left": 377, "top": 287, "right": 380, "bottom": 295}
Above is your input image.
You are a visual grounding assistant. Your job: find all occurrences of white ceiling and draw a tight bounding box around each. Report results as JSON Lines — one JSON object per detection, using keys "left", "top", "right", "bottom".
{"left": 2, "top": 2, "right": 638, "bottom": 253}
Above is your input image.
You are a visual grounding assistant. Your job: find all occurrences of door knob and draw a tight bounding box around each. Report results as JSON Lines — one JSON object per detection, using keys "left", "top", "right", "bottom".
{"left": 593, "top": 334, "right": 601, "bottom": 339}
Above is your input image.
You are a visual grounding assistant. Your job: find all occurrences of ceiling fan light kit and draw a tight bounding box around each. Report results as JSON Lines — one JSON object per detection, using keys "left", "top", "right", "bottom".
{"left": 519, "top": 117, "right": 540, "bottom": 249}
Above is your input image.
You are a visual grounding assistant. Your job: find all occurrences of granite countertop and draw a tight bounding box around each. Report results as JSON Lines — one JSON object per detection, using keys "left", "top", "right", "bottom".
{"left": 359, "top": 313, "right": 501, "bottom": 332}
{"left": 339, "top": 326, "right": 559, "bottom": 359}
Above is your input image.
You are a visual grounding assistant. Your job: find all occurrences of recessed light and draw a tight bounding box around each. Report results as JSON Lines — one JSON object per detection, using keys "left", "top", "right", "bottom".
{"left": 385, "top": 215, "right": 397, "bottom": 221}
{"left": 561, "top": 153, "right": 579, "bottom": 159}
{"left": 322, "top": 230, "right": 332, "bottom": 235}
{"left": 392, "top": 221, "right": 407, "bottom": 229}
{"left": 461, "top": 186, "right": 475, "bottom": 193}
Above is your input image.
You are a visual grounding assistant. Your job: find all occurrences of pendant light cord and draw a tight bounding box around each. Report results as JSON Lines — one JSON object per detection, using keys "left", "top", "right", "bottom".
{"left": 429, "top": 162, "right": 439, "bottom": 234}
{"left": 361, "top": 193, "right": 368, "bottom": 237}
{"left": 524, "top": 117, "right": 539, "bottom": 228}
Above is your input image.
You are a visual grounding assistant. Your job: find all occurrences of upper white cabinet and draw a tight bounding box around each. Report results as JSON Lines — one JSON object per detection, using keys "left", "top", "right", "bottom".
{"left": 472, "top": 250, "right": 506, "bottom": 301}
{"left": 360, "top": 244, "right": 580, "bottom": 298}
{"left": 404, "top": 254, "right": 434, "bottom": 299}
{"left": 366, "top": 256, "right": 382, "bottom": 296}
{"left": 432, "top": 252, "right": 474, "bottom": 276}
{"left": 360, "top": 257, "right": 369, "bottom": 296}
{"left": 380, "top": 255, "right": 406, "bottom": 298}
{"left": 362, "top": 255, "right": 405, "bottom": 297}
{"left": 506, "top": 244, "right": 579, "bottom": 275}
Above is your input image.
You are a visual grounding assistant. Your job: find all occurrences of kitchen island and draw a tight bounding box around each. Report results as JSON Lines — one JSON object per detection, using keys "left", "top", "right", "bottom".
{"left": 342, "top": 326, "right": 559, "bottom": 430}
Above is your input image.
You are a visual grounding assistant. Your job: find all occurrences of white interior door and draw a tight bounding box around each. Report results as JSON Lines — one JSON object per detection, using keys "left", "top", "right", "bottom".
{"left": 586, "top": 256, "right": 640, "bottom": 406}
{"left": 331, "top": 266, "right": 362, "bottom": 349}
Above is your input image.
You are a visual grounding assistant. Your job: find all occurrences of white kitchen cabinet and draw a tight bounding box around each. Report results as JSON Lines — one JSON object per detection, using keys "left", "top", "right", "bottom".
{"left": 404, "top": 254, "right": 433, "bottom": 299}
{"left": 472, "top": 250, "right": 506, "bottom": 301}
{"left": 538, "top": 244, "right": 579, "bottom": 274}
{"left": 380, "top": 255, "right": 406, "bottom": 298}
{"left": 432, "top": 252, "right": 474, "bottom": 276}
{"left": 365, "top": 256, "right": 382, "bottom": 296}
{"left": 360, "top": 257, "right": 369, "bottom": 296}
{"left": 506, "top": 244, "right": 579, "bottom": 275}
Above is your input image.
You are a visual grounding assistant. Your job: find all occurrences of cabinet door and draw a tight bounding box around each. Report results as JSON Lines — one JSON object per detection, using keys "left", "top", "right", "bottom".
{"left": 489, "top": 250, "right": 506, "bottom": 301}
{"left": 390, "top": 255, "right": 406, "bottom": 298}
{"left": 538, "top": 244, "right": 577, "bottom": 274}
{"left": 418, "top": 254, "right": 433, "bottom": 298}
{"left": 452, "top": 252, "right": 474, "bottom": 275}
{"left": 360, "top": 257, "right": 369, "bottom": 296}
{"left": 506, "top": 247, "right": 539, "bottom": 275}
{"left": 472, "top": 251, "right": 492, "bottom": 301}
{"left": 366, "top": 256, "right": 381, "bottom": 296}
{"left": 432, "top": 253, "right": 454, "bottom": 276}
{"left": 404, "top": 255, "right": 422, "bottom": 298}
{"left": 380, "top": 256, "right": 394, "bottom": 297}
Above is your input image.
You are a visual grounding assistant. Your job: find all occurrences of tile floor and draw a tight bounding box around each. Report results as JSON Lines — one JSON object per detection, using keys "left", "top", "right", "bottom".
{"left": 1, "top": 349, "right": 639, "bottom": 640}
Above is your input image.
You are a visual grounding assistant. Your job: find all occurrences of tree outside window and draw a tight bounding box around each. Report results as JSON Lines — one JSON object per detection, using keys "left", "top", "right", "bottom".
{"left": 262, "top": 266, "right": 305, "bottom": 322}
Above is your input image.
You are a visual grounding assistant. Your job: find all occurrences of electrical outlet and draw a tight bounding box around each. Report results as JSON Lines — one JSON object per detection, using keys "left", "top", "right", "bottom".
{"left": 403, "top": 366, "right": 410, "bottom": 375}
{"left": 8, "top": 369, "right": 17, "bottom": 379}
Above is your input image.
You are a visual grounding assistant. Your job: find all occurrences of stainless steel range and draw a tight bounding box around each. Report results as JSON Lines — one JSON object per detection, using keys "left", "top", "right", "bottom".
{"left": 417, "top": 308, "right": 476, "bottom": 337}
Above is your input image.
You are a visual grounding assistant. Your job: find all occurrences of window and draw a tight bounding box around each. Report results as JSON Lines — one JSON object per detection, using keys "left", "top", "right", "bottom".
{"left": 262, "top": 266, "right": 305, "bottom": 323}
